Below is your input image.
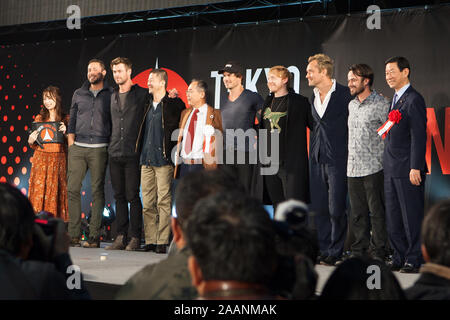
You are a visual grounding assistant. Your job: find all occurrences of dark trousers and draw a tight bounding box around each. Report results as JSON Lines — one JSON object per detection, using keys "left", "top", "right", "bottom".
{"left": 179, "top": 163, "right": 204, "bottom": 177}
{"left": 348, "top": 170, "right": 388, "bottom": 258}
{"left": 384, "top": 174, "right": 425, "bottom": 267}
{"left": 263, "top": 172, "right": 286, "bottom": 213}
{"left": 310, "top": 161, "right": 348, "bottom": 258}
{"left": 223, "top": 148, "right": 256, "bottom": 193}
{"left": 109, "top": 155, "right": 142, "bottom": 239}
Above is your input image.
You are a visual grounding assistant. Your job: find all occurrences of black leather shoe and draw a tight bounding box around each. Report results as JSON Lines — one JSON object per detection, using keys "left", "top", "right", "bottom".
{"left": 386, "top": 260, "right": 402, "bottom": 272}
{"left": 155, "top": 244, "right": 167, "bottom": 254}
{"left": 400, "top": 263, "right": 420, "bottom": 274}
{"left": 372, "top": 254, "right": 385, "bottom": 262}
{"left": 143, "top": 244, "right": 156, "bottom": 252}
{"left": 322, "top": 256, "right": 341, "bottom": 266}
{"left": 316, "top": 254, "right": 327, "bottom": 265}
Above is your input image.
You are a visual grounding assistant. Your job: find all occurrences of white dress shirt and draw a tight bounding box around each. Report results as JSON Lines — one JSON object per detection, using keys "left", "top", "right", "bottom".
{"left": 394, "top": 83, "right": 411, "bottom": 102}
{"left": 313, "top": 79, "right": 336, "bottom": 118}
{"left": 181, "top": 104, "right": 208, "bottom": 160}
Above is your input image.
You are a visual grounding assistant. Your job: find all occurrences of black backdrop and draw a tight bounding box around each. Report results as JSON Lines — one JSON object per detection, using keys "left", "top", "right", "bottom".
{"left": 1, "top": 6, "right": 449, "bottom": 218}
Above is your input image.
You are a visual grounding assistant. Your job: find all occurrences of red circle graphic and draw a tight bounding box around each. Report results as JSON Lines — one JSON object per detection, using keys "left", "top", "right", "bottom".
{"left": 132, "top": 68, "right": 188, "bottom": 107}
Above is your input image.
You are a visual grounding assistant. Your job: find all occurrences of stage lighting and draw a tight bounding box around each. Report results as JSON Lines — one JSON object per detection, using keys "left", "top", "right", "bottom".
{"left": 103, "top": 207, "right": 111, "bottom": 218}
{"left": 102, "top": 206, "right": 115, "bottom": 226}
{"left": 101, "top": 206, "right": 115, "bottom": 241}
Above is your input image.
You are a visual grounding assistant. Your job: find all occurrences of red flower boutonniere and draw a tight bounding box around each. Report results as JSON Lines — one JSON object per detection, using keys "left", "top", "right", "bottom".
{"left": 388, "top": 110, "right": 402, "bottom": 124}
{"left": 377, "top": 110, "right": 402, "bottom": 139}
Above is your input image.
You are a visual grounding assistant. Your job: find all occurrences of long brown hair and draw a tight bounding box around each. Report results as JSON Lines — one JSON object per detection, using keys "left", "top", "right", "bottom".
{"left": 40, "top": 86, "right": 63, "bottom": 121}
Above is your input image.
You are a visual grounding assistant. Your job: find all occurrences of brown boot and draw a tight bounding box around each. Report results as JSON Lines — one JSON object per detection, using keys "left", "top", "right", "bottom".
{"left": 125, "top": 237, "right": 140, "bottom": 251}
{"left": 105, "top": 235, "right": 126, "bottom": 250}
{"left": 82, "top": 237, "right": 100, "bottom": 248}
{"left": 70, "top": 237, "right": 81, "bottom": 247}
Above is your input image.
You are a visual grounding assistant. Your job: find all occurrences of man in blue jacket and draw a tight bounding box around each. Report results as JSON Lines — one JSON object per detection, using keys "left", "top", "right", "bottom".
{"left": 67, "top": 59, "right": 113, "bottom": 248}
{"left": 306, "top": 53, "right": 352, "bottom": 266}
{"left": 383, "top": 56, "right": 427, "bottom": 273}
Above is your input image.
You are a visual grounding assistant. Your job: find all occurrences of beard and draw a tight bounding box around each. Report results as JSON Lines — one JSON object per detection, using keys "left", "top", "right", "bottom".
{"left": 350, "top": 84, "right": 365, "bottom": 96}
{"left": 89, "top": 72, "right": 105, "bottom": 85}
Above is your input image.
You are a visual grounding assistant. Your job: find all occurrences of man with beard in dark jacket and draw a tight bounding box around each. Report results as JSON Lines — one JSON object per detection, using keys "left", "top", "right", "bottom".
{"left": 105, "top": 57, "right": 149, "bottom": 251}
{"left": 136, "top": 68, "right": 185, "bottom": 254}
{"left": 252, "top": 65, "right": 313, "bottom": 212}
{"left": 406, "top": 199, "right": 450, "bottom": 300}
{"left": 67, "top": 59, "right": 113, "bottom": 248}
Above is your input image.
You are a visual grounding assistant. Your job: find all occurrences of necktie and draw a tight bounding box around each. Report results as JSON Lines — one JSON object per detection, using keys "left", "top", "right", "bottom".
{"left": 391, "top": 93, "right": 398, "bottom": 110}
{"left": 185, "top": 108, "right": 199, "bottom": 155}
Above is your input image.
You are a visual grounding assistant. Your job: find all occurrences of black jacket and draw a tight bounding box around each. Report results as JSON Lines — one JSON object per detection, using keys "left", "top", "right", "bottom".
{"left": 383, "top": 86, "right": 428, "bottom": 178}
{"left": 0, "top": 249, "right": 90, "bottom": 300}
{"left": 109, "top": 84, "right": 149, "bottom": 157}
{"left": 406, "top": 272, "right": 450, "bottom": 300}
{"left": 252, "top": 89, "right": 313, "bottom": 203}
{"left": 309, "top": 82, "right": 352, "bottom": 166}
{"left": 68, "top": 81, "right": 113, "bottom": 144}
{"left": 135, "top": 93, "right": 186, "bottom": 165}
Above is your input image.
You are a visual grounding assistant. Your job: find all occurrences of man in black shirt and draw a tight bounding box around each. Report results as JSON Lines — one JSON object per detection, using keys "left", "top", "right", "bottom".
{"left": 105, "top": 57, "right": 148, "bottom": 251}
{"left": 218, "top": 61, "right": 264, "bottom": 192}
{"left": 253, "top": 66, "right": 312, "bottom": 212}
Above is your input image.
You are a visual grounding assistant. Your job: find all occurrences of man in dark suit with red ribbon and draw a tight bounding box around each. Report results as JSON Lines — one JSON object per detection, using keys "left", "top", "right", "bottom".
{"left": 383, "top": 56, "right": 427, "bottom": 273}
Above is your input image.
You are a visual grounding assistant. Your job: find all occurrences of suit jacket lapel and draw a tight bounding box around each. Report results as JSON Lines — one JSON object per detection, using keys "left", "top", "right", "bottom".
{"left": 310, "top": 95, "right": 321, "bottom": 121}
{"left": 393, "top": 86, "right": 412, "bottom": 111}
{"left": 321, "top": 90, "right": 336, "bottom": 119}
{"left": 180, "top": 108, "right": 193, "bottom": 131}
{"left": 311, "top": 88, "right": 338, "bottom": 120}
{"left": 174, "top": 108, "right": 194, "bottom": 177}
{"left": 206, "top": 106, "right": 214, "bottom": 126}
{"left": 176, "top": 108, "right": 193, "bottom": 152}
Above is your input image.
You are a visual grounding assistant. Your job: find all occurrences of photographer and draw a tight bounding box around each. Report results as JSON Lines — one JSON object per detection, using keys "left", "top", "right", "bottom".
{"left": 270, "top": 200, "right": 319, "bottom": 299}
{"left": 0, "top": 183, "right": 90, "bottom": 300}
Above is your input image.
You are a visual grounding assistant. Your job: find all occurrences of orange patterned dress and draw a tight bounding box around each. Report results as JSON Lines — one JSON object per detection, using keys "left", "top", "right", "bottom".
{"left": 28, "top": 114, "right": 69, "bottom": 221}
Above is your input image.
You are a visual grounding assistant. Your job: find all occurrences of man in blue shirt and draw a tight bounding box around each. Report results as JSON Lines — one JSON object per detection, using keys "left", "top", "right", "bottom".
{"left": 218, "top": 61, "right": 264, "bottom": 192}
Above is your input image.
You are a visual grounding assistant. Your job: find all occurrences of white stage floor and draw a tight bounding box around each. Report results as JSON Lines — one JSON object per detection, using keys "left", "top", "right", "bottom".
{"left": 70, "top": 243, "right": 421, "bottom": 296}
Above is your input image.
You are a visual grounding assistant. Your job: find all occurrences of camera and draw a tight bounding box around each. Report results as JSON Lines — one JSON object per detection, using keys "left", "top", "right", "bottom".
{"left": 27, "top": 211, "right": 66, "bottom": 262}
{"left": 270, "top": 200, "right": 319, "bottom": 299}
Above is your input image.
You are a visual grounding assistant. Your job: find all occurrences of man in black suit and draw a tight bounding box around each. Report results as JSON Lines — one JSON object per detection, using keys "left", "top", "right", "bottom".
{"left": 383, "top": 56, "right": 427, "bottom": 273}
{"left": 306, "top": 54, "right": 352, "bottom": 266}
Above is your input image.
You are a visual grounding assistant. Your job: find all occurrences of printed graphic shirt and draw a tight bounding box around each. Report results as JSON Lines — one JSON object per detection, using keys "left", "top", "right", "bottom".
{"left": 347, "top": 90, "right": 390, "bottom": 177}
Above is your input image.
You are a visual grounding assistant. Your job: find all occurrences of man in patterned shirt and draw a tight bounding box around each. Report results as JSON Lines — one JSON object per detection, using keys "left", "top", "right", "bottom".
{"left": 346, "top": 64, "right": 390, "bottom": 261}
